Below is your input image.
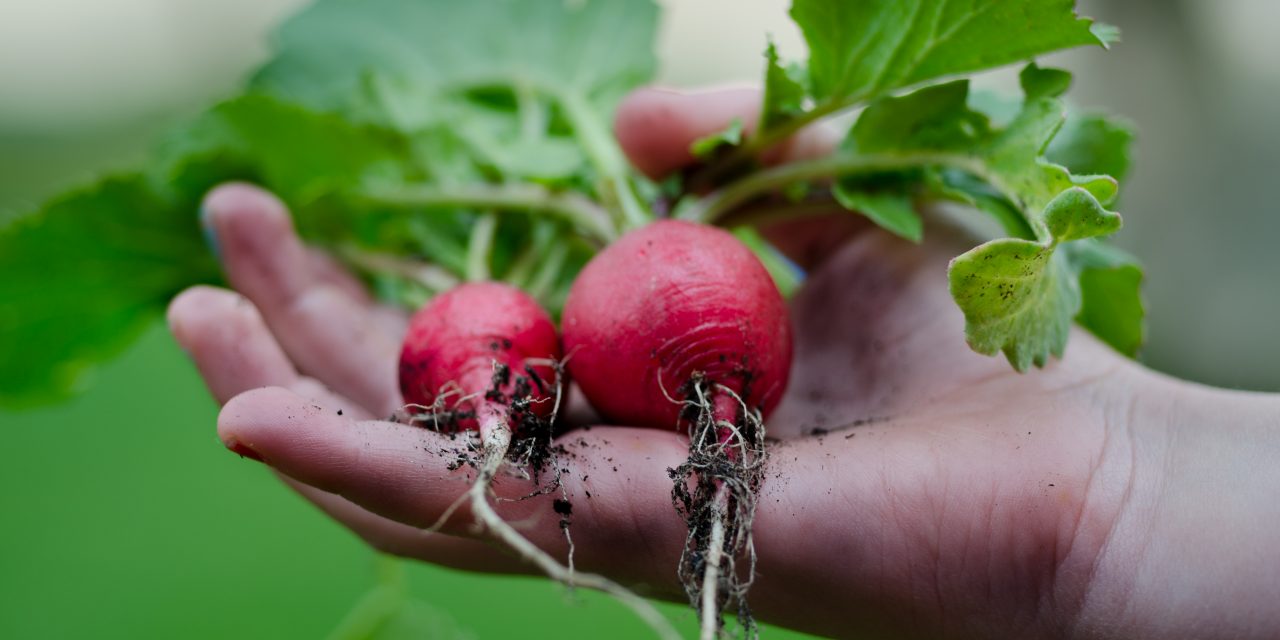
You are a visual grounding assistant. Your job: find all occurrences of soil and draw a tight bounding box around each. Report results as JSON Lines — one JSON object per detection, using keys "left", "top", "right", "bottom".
{"left": 668, "top": 375, "right": 767, "bottom": 638}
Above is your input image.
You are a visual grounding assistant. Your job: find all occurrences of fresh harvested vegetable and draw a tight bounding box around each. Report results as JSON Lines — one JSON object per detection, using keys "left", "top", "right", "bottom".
{"left": 399, "top": 281, "right": 560, "bottom": 434}
{"left": 563, "top": 220, "right": 791, "bottom": 429}
{"left": 396, "top": 281, "right": 678, "bottom": 639}
{"left": 564, "top": 220, "right": 790, "bottom": 637}
{"left": 1, "top": 0, "right": 1146, "bottom": 637}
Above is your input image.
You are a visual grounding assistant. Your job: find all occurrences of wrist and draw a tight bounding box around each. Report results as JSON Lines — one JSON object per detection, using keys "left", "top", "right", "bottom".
{"left": 1072, "top": 373, "right": 1280, "bottom": 638}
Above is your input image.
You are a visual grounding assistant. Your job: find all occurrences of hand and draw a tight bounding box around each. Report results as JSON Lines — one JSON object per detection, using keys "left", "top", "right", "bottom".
{"left": 167, "top": 87, "right": 1280, "bottom": 639}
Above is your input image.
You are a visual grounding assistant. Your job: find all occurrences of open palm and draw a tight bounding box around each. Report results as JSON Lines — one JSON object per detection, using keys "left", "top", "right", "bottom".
{"left": 169, "top": 88, "right": 1280, "bottom": 639}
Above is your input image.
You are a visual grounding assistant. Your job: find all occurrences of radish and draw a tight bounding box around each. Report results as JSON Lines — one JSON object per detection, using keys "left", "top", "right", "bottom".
{"left": 397, "top": 281, "right": 678, "bottom": 640}
{"left": 562, "top": 220, "right": 793, "bottom": 638}
{"left": 399, "top": 281, "right": 561, "bottom": 455}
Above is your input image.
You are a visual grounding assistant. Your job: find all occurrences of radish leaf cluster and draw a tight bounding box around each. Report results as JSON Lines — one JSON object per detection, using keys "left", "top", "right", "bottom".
{"left": 0, "top": 0, "right": 1142, "bottom": 406}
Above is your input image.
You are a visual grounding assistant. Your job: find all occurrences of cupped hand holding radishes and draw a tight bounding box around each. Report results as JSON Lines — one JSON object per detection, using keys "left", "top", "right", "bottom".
{"left": 165, "top": 88, "right": 1280, "bottom": 640}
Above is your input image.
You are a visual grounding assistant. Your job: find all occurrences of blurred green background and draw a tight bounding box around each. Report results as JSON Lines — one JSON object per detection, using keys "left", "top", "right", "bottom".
{"left": 1, "top": 0, "right": 1277, "bottom": 638}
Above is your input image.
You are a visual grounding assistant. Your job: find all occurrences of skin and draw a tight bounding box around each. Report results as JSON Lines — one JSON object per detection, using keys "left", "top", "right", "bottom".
{"left": 168, "top": 87, "right": 1280, "bottom": 639}
{"left": 562, "top": 219, "right": 792, "bottom": 428}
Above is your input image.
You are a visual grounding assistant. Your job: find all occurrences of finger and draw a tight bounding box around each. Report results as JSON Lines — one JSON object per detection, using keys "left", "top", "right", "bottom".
{"left": 306, "top": 248, "right": 409, "bottom": 339}
{"left": 167, "top": 286, "right": 373, "bottom": 421}
{"left": 283, "top": 477, "right": 526, "bottom": 575}
{"left": 614, "top": 86, "right": 838, "bottom": 181}
{"left": 615, "top": 87, "right": 854, "bottom": 269}
{"left": 168, "top": 286, "right": 299, "bottom": 404}
{"left": 218, "top": 386, "right": 691, "bottom": 593}
{"left": 304, "top": 248, "right": 371, "bottom": 304}
{"left": 201, "top": 183, "right": 403, "bottom": 416}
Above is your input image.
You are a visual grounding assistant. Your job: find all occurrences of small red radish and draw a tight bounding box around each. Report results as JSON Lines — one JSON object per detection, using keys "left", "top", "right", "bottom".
{"left": 399, "top": 281, "right": 561, "bottom": 434}
{"left": 394, "top": 280, "right": 679, "bottom": 639}
{"left": 562, "top": 219, "right": 792, "bottom": 430}
{"left": 561, "top": 219, "right": 792, "bottom": 637}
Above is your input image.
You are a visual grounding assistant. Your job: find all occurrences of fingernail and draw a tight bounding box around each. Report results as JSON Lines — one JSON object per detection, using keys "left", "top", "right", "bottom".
{"left": 199, "top": 202, "right": 222, "bottom": 262}
{"left": 225, "top": 439, "right": 265, "bottom": 464}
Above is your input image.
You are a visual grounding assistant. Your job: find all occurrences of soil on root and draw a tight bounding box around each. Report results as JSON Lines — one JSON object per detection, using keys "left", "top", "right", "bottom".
{"left": 668, "top": 373, "right": 768, "bottom": 639}
{"left": 392, "top": 360, "right": 571, "bottom": 511}
{"left": 391, "top": 361, "right": 679, "bottom": 638}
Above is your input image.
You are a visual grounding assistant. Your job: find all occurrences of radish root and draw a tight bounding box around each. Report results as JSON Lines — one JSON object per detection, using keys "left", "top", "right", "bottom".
{"left": 700, "top": 486, "right": 728, "bottom": 640}
{"left": 671, "top": 376, "right": 767, "bottom": 639}
{"left": 401, "top": 361, "right": 680, "bottom": 640}
{"left": 469, "top": 422, "right": 678, "bottom": 640}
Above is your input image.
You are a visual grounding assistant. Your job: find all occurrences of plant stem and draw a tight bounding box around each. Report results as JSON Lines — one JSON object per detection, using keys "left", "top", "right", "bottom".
{"left": 339, "top": 245, "right": 460, "bottom": 294}
{"left": 465, "top": 212, "right": 497, "bottom": 282}
{"left": 526, "top": 242, "right": 569, "bottom": 301}
{"left": 683, "top": 151, "right": 987, "bottom": 224}
{"left": 503, "top": 221, "right": 558, "bottom": 287}
{"left": 557, "top": 91, "right": 651, "bottom": 231}
{"left": 323, "top": 556, "right": 407, "bottom": 640}
{"left": 362, "top": 182, "right": 616, "bottom": 245}
{"left": 515, "top": 80, "right": 547, "bottom": 143}
{"left": 690, "top": 97, "right": 851, "bottom": 190}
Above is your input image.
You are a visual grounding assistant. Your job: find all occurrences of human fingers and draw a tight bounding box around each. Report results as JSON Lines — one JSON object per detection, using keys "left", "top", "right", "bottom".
{"left": 200, "top": 183, "right": 404, "bottom": 416}
{"left": 283, "top": 477, "right": 527, "bottom": 575}
{"left": 216, "top": 385, "right": 692, "bottom": 595}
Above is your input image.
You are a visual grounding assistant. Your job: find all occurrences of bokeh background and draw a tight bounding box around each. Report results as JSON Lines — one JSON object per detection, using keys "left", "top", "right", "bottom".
{"left": 2, "top": 0, "right": 1277, "bottom": 638}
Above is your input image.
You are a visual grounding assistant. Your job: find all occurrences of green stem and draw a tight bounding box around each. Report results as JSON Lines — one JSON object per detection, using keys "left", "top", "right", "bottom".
{"left": 323, "top": 556, "right": 407, "bottom": 640}
{"left": 361, "top": 182, "right": 615, "bottom": 245}
{"left": 692, "top": 97, "right": 852, "bottom": 189}
{"left": 465, "top": 212, "right": 497, "bottom": 282}
{"left": 683, "top": 151, "right": 988, "bottom": 224}
{"left": 339, "top": 245, "right": 460, "bottom": 293}
{"left": 745, "top": 99, "right": 848, "bottom": 162}
{"left": 556, "top": 91, "right": 650, "bottom": 231}
{"left": 515, "top": 80, "right": 547, "bottom": 143}
{"left": 526, "top": 242, "right": 569, "bottom": 301}
{"left": 503, "top": 221, "right": 557, "bottom": 287}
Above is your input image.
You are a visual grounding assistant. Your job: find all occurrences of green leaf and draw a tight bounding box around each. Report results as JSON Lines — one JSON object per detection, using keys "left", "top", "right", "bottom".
{"left": 847, "top": 80, "right": 988, "bottom": 154}
{"left": 156, "top": 95, "right": 415, "bottom": 207}
{"left": 948, "top": 239, "right": 1076, "bottom": 370}
{"left": 253, "top": 0, "right": 659, "bottom": 230}
{"left": 0, "top": 176, "right": 219, "bottom": 407}
{"left": 1042, "top": 186, "right": 1121, "bottom": 242}
{"left": 832, "top": 185, "right": 923, "bottom": 242}
{"left": 1019, "top": 62, "right": 1073, "bottom": 100}
{"left": 690, "top": 118, "right": 745, "bottom": 160}
{"left": 925, "top": 169, "right": 1036, "bottom": 239}
{"left": 790, "top": 0, "right": 1114, "bottom": 104}
{"left": 841, "top": 63, "right": 1137, "bottom": 368}
{"left": 1064, "top": 239, "right": 1145, "bottom": 356}
{"left": 255, "top": 0, "right": 658, "bottom": 116}
{"left": 760, "top": 39, "right": 807, "bottom": 130}
{"left": 0, "top": 95, "right": 479, "bottom": 406}
{"left": 156, "top": 94, "right": 457, "bottom": 259}
{"left": 1047, "top": 112, "right": 1136, "bottom": 182}
{"left": 849, "top": 67, "right": 1120, "bottom": 241}
{"left": 944, "top": 186, "right": 1124, "bottom": 369}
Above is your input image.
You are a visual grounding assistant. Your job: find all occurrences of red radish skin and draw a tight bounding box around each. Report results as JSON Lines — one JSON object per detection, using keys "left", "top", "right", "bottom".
{"left": 398, "top": 281, "right": 561, "bottom": 432}
{"left": 562, "top": 220, "right": 792, "bottom": 429}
